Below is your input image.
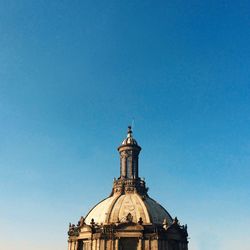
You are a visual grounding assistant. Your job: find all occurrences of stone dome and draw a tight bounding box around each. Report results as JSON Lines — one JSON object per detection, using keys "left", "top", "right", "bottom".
{"left": 85, "top": 193, "right": 172, "bottom": 225}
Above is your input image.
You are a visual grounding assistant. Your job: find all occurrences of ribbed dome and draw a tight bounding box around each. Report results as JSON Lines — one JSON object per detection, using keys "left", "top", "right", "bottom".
{"left": 85, "top": 193, "right": 172, "bottom": 225}
{"left": 121, "top": 136, "right": 138, "bottom": 145}
{"left": 121, "top": 126, "right": 138, "bottom": 146}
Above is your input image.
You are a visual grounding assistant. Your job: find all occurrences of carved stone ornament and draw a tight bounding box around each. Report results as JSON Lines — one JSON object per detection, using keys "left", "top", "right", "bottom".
{"left": 78, "top": 216, "right": 85, "bottom": 227}
{"left": 120, "top": 151, "right": 128, "bottom": 158}
{"left": 126, "top": 213, "right": 133, "bottom": 222}
{"left": 68, "top": 223, "right": 79, "bottom": 237}
{"left": 138, "top": 217, "right": 143, "bottom": 225}
{"left": 90, "top": 218, "right": 95, "bottom": 227}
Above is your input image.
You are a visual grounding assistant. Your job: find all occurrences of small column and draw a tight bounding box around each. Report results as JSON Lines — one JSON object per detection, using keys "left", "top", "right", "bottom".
{"left": 90, "top": 239, "right": 93, "bottom": 250}
{"left": 151, "top": 239, "right": 158, "bottom": 250}
{"left": 121, "top": 153, "right": 127, "bottom": 177}
{"left": 72, "top": 240, "right": 76, "bottom": 250}
{"left": 127, "top": 154, "right": 133, "bottom": 178}
{"left": 97, "top": 239, "right": 100, "bottom": 250}
{"left": 138, "top": 238, "right": 143, "bottom": 250}
{"left": 93, "top": 239, "right": 96, "bottom": 250}
{"left": 133, "top": 154, "right": 139, "bottom": 178}
{"left": 68, "top": 240, "right": 72, "bottom": 250}
{"left": 115, "top": 238, "right": 119, "bottom": 250}
{"left": 99, "top": 239, "right": 104, "bottom": 250}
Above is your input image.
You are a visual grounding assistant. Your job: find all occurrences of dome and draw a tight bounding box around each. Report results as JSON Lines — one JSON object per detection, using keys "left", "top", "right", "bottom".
{"left": 85, "top": 193, "right": 172, "bottom": 225}
{"left": 121, "top": 126, "right": 138, "bottom": 146}
{"left": 122, "top": 136, "right": 138, "bottom": 145}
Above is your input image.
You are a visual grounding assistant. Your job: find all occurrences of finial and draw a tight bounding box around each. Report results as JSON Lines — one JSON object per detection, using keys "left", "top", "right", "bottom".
{"left": 126, "top": 213, "right": 133, "bottom": 222}
{"left": 90, "top": 218, "right": 95, "bottom": 227}
{"left": 138, "top": 217, "right": 143, "bottom": 225}
{"left": 127, "top": 125, "right": 132, "bottom": 138}
{"left": 173, "top": 216, "right": 179, "bottom": 224}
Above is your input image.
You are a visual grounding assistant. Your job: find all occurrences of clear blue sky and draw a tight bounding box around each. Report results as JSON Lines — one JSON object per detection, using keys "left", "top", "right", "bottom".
{"left": 0, "top": 1, "right": 249, "bottom": 249}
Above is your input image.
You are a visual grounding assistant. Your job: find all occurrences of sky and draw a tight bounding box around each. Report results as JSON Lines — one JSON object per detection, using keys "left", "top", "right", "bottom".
{"left": 0, "top": 0, "right": 250, "bottom": 249}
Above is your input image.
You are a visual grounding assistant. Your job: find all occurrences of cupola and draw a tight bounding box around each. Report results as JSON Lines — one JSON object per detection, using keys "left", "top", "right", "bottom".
{"left": 118, "top": 126, "right": 141, "bottom": 179}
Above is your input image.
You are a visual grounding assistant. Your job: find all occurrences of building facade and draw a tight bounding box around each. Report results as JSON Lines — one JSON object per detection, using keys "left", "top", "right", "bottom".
{"left": 68, "top": 127, "right": 188, "bottom": 250}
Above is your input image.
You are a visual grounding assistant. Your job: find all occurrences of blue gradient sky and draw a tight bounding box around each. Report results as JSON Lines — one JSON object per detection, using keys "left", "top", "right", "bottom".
{"left": 0, "top": 1, "right": 250, "bottom": 249}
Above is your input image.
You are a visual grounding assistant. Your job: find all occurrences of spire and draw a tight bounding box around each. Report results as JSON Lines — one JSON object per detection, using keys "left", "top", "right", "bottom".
{"left": 118, "top": 126, "right": 141, "bottom": 179}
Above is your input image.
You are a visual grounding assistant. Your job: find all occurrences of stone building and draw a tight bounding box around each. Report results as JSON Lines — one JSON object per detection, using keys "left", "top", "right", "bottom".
{"left": 68, "top": 127, "right": 188, "bottom": 250}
